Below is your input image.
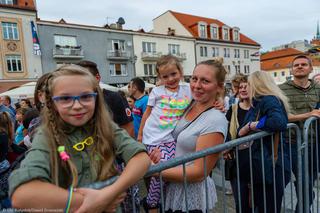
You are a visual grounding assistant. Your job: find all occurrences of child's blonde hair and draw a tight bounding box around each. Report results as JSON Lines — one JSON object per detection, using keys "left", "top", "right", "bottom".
{"left": 156, "top": 55, "right": 183, "bottom": 76}
{"left": 42, "top": 64, "right": 117, "bottom": 187}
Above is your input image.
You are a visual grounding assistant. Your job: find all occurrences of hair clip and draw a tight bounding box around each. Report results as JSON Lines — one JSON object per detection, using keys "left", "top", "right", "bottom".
{"left": 58, "top": 146, "right": 70, "bottom": 161}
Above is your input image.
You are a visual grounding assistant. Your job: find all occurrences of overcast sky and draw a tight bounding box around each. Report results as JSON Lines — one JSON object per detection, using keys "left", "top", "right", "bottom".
{"left": 36, "top": 0, "right": 319, "bottom": 51}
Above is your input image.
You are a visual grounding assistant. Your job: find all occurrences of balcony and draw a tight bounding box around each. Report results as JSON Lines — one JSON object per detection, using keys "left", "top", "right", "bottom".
{"left": 107, "top": 50, "right": 131, "bottom": 60}
{"left": 53, "top": 45, "right": 84, "bottom": 59}
{"left": 171, "top": 52, "right": 187, "bottom": 61}
{"left": 141, "top": 52, "right": 162, "bottom": 61}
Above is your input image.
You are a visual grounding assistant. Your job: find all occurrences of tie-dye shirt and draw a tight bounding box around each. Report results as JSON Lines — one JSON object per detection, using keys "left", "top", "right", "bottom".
{"left": 142, "top": 84, "right": 192, "bottom": 146}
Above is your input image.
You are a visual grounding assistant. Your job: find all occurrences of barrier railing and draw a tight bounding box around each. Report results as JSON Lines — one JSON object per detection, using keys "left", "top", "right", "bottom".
{"left": 303, "top": 117, "right": 320, "bottom": 213}
{"left": 86, "top": 122, "right": 306, "bottom": 213}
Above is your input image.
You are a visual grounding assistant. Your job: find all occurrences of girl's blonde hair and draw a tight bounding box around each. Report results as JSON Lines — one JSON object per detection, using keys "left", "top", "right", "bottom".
{"left": 156, "top": 55, "right": 183, "bottom": 76}
{"left": 0, "top": 111, "right": 13, "bottom": 144}
{"left": 248, "top": 71, "right": 290, "bottom": 113}
{"left": 42, "top": 64, "right": 117, "bottom": 187}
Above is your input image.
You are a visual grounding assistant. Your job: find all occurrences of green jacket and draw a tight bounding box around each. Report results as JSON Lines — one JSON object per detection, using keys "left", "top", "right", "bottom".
{"left": 279, "top": 79, "right": 320, "bottom": 140}
{"left": 279, "top": 79, "right": 320, "bottom": 115}
{"left": 9, "top": 122, "right": 147, "bottom": 199}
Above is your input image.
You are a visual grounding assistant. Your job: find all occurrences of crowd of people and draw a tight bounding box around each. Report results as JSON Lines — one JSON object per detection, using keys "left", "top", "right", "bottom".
{"left": 0, "top": 54, "right": 319, "bottom": 213}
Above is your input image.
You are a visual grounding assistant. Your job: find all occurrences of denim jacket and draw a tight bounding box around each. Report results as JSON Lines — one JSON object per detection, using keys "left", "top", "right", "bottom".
{"left": 241, "top": 95, "right": 289, "bottom": 183}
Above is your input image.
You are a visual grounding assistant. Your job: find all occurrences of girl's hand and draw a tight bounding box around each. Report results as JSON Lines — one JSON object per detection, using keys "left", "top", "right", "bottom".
{"left": 74, "top": 187, "right": 126, "bottom": 213}
{"left": 149, "top": 147, "right": 161, "bottom": 164}
{"left": 213, "top": 100, "right": 226, "bottom": 113}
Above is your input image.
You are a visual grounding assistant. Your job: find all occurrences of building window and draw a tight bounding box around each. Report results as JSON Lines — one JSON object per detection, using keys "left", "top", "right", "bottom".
{"left": 212, "top": 47, "right": 219, "bottom": 57}
{"left": 244, "top": 50, "right": 249, "bottom": 59}
{"left": 223, "top": 27, "right": 229, "bottom": 40}
{"left": 112, "top": 40, "right": 125, "bottom": 51}
{"left": 2, "top": 22, "right": 19, "bottom": 40}
{"left": 223, "top": 48, "right": 230, "bottom": 58}
{"left": 142, "top": 42, "right": 156, "bottom": 53}
{"left": 234, "top": 49, "right": 240, "bottom": 58}
{"left": 168, "top": 44, "right": 180, "bottom": 55}
{"left": 0, "top": 0, "right": 13, "bottom": 5}
{"left": 210, "top": 26, "right": 218, "bottom": 39}
{"left": 199, "top": 23, "right": 207, "bottom": 38}
{"left": 281, "top": 71, "right": 285, "bottom": 76}
{"left": 235, "top": 65, "right": 240, "bottom": 74}
{"left": 6, "top": 55, "right": 22, "bottom": 72}
{"left": 144, "top": 64, "right": 155, "bottom": 76}
{"left": 110, "top": 63, "right": 127, "bottom": 76}
{"left": 200, "top": 46, "right": 207, "bottom": 57}
{"left": 54, "top": 35, "right": 77, "bottom": 47}
{"left": 244, "top": 65, "right": 250, "bottom": 74}
{"left": 233, "top": 29, "right": 239, "bottom": 41}
{"left": 274, "top": 72, "right": 277, "bottom": 77}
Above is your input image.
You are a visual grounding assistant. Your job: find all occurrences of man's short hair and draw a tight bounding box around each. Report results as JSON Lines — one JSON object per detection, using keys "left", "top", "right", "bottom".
{"left": 292, "top": 55, "right": 313, "bottom": 67}
{"left": 76, "top": 60, "right": 100, "bottom": 76}
{"left": 3, "top": 95, "right": 11, "bottom": 104}
{"left": 130, "top": 77, "right": 145, "bottom": 93}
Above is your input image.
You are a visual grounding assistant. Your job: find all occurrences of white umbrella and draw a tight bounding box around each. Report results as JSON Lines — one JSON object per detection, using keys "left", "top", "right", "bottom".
{"left": 0, "top": 82, "right": 36, "bottom": 99}
{"left": 99, "top": 82, "right": 119, "bottom": 92}
{"left": 120, "top": 81, "right": 155, "bottom": 92}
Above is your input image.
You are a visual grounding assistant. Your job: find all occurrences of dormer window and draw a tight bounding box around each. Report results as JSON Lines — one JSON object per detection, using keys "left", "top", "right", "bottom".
{"left": 0, "top": 0, "right": 13, "bottom": 5}
{"left": 233, "top": 27, "right": 240, "bottom": 42}
{"left": 222, "top": 26, "right": 229, "bottom": 40}
{"left": 198, "top": 22, "right": 207, "bottom": 38}
{"left": 210, "top": 24, "right": 219, "bottom": 39}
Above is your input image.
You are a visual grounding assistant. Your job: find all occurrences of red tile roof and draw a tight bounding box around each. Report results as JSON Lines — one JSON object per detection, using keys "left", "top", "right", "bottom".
{"left": 169, "top": 10, "right": 260, "bottom": 46}
{"left": 261, "top": 48, "right": 303, "bottom": 61}
{"left": 260, "top": 48, "right": 320, "bottom": 71}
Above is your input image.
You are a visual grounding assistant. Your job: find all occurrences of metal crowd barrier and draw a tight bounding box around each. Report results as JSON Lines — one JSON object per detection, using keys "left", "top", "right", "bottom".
{"left": 303, "top": 117, "right": 320, "bottom": 213}
{"left": 4, "top": 119, "right": 319, "bottom": 213}
{"left": 85, "top": 122, "right": 306, "bottom": 213}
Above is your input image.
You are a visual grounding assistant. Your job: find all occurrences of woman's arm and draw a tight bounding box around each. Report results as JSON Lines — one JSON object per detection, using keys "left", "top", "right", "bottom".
{"left": 11, "top": 180, "right": 84, "bottom": 210}
{"left": 239, "top": 96, "right": 288, "bottom": 136}
{"left": 161, "top": 132, "right": 224, "bottom": 182}
{"left": 137, "top": 106, "right": 152, "bottom": 142}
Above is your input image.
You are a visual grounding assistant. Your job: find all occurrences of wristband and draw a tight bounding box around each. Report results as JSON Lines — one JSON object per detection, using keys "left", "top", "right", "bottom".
{"left": 65, "top": 186, "right": 73, "bottom": 213}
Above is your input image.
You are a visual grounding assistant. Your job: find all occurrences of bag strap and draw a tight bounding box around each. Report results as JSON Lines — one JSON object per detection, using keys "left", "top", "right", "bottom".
{"left": 273, "top": 132, "right": 280, "bottom": 162}
{"left": 173, "top": 102, "right": 213, "bottom": 140}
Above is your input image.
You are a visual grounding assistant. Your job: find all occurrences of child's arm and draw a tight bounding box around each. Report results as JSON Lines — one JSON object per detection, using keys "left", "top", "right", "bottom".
{"left": 137, "top": 105, "right": 152, "bottom": 142}
{"left": 11, "top": 180, "right": 84, "bottom": 210}
{"left": 75, "top": 152, "right": 150, "bottom": 213}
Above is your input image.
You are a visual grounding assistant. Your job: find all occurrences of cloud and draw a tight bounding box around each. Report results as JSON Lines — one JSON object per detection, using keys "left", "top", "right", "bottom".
{"left": 37, "top": 0, "right": 320, "bottom": 51}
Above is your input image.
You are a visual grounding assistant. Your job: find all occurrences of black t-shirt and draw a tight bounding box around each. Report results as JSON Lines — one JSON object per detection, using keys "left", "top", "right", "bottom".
{"left": 226, "top": 103, "right": 249, "bottom": 140}
{"left": 103, "top": 89, "right": 133, "bottom": 126}
{"left": 0, "top": 132, "right": 9, "bottom": 162}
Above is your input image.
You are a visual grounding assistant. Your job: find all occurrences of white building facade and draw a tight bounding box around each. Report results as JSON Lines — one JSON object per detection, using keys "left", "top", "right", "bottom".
{"left": 153, "top": 10, "right": 261, "bottom": 82}
{"left": 132, "top": 31, "right": 195, "bottom": 83}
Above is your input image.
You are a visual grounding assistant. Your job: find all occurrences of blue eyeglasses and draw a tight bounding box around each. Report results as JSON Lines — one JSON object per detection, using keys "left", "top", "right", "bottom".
{"left": 52, "top": 93, "right": 97, "bottom": 108}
